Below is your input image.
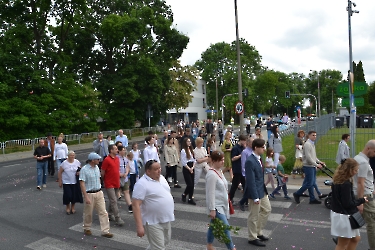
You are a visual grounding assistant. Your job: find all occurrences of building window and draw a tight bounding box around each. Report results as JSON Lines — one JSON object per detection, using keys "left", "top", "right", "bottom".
{"left": 203, "top": 98, "right": 206, "bottom": 108}
{"left": 202, "top": 84, "right": 205, "bottom": 94}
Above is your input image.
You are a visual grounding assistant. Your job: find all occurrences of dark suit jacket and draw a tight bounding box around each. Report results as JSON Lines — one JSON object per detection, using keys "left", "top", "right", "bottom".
{"left": 243, "top": 154, "right": 267, "bottom": 200}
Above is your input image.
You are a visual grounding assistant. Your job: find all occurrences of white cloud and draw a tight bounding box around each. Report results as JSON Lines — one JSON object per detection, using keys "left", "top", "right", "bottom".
{"left": 166, "top": 0, "right": 375, "bottom": 83}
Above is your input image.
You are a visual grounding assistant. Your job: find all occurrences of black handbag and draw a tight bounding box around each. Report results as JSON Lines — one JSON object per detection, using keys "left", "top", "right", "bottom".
{"left": 349, "top": 211, "right": 366, "bottom": 229}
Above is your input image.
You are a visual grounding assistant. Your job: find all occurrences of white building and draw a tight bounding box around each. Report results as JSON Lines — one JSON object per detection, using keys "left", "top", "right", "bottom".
{"left": 166, "top": 79, "right": 207, "bottom": 124}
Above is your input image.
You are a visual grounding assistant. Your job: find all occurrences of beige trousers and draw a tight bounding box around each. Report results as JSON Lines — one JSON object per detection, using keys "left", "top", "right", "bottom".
{"left": 247, "top": 195, "right": 271, "bottom": 241}
{"left": 83, "top": 191, "right": 110, "bottom": 234}
{"left": 144, "top": 222, "right": 172, "bottom": 250}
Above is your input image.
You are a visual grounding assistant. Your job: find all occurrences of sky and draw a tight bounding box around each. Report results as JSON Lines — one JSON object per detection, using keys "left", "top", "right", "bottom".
{"left": 165, "top": 0, "right": 375, "bottom": 83}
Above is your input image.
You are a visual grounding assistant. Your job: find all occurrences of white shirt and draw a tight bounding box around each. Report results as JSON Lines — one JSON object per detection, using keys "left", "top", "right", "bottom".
{"left": 132, "top": 174, "right": 174, "bottom": 225}
{"left": 143, "top": 145, "right": 160, "bottom": 163}
{"left": 181, "top": 148, "right": 195, "bottom": 167}
{"left": 193, "top": 147, "right": 209, "bottom": 169}
{"left": 131, "top": 149, "right": 141, "bottom": 161}
{"left": 60, "top": 159, "right": 81, "bottom": 184}
{"left": 53, "top": 143, "right": 68, "bottom": 160}
{"left": 353, "top": 152, "right": 374, "bottom": 195}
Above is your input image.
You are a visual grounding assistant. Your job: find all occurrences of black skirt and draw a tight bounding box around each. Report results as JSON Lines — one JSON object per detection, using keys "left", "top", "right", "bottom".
{"left": 62, "top": 183, "right": 83, "bottom": 205}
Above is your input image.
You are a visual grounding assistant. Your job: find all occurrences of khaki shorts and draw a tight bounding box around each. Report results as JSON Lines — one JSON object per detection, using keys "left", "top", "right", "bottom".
{"left": 120, "top": 181, "right": 129, "bottom": 192}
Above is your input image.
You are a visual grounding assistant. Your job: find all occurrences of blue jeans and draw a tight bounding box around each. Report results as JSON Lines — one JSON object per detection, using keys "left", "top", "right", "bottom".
{"left": 272, "top": 178, "right": 288, "bottom": 196}
{"left": 295, "top": 166, "right": 316, "bottom": 201}
{"left": 36, "top": 161, "right": 48, "bottom": 186}
{"left": 56, "top": 158, "right": 66, "bottom": 173}
{"left": 267, "top": 130, "right": 272, "bottom": 141}
{"left": 207, "top": 210, "right": 235, "bottom": 249}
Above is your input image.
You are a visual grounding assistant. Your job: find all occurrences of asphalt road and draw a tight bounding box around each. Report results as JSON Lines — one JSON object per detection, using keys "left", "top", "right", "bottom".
{"left": 0, "top": 139, "right": 370, "bottom": 250}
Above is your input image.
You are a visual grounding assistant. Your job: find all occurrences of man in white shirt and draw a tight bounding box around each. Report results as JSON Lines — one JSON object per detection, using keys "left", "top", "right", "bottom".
{"left": 132, "top": 160, "right": 174, "bottom": 249}
{"left": 143, "top": 135, "right": 160, "bottom": 163}
{"left": 115, "top": 130, "right": 128, "bottom": 147}
{"left": 353, "top": 140, "right": 375, "bottom": 249}
{"left": 335, "top": 133, "right": 350, "bottom": 164}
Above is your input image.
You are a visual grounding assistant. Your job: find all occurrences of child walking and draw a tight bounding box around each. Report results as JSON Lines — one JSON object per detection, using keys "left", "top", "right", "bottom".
{"left": 269, "top": 155, "right": 291, "bottom": 199}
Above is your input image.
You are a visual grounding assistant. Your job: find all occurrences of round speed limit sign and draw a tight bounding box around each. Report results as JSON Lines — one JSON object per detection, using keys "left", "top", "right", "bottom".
{"left": 235, "top": 101, "right": 244, "bottom": 115}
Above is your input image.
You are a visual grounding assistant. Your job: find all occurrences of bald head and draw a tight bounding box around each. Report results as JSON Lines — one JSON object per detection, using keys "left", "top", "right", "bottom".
{"left": 363, "top": 140, "right": 375, "bottom": 158}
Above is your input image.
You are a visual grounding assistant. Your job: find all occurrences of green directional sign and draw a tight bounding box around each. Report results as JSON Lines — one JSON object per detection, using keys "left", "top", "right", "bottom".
{"left": 336, "top": 81, "right": 368, "bottom": 97}
{"left": 341, "top": 97, "right": 364, "bottom": 107}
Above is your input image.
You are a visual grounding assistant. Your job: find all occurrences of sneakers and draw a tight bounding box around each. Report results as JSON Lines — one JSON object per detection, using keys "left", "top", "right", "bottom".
{"left": 42, "top": 184, "right": 47, "bottom": 188}
{"left": 174, "top": 184, "right": 181, "bottom": 188}
{"left": 293, "top": 193, "right": 300, "bottom": 204}
{"left": 269, "top": 193, "right": 276, "bottom": 199}
{"left": 188, "top": 199, "right": 196, "bottom": 205}
{"left": 102, "top": 233, "right": 113, "bottom": 238}
{"left": 309, "top": 199, "right": 322, "bottom": 204}
{"left": 275, "top": 191, "right": 281, "bottom": 196}
{"left": 37, "top": 186, "right": 41, "bottom": 190}
{"left": 128, "top": 205, "right": 133, "bottom": 213}
{"left": 239, "top": 203, "right": 245, "bottom": 211}
{"left": 84, "top": 229, "right": 92, "bottom": 236}
{"left": 108, "top": 214, "right": 116, "bottom": 221}
{"left": 284, "top": 196, "right": 292, "bottom": 200}
{"left": 115, "top": 218, "right": 124, "bottom": 226}
{"left": 181, "top": 194, "right": 186, "bottom": 202}
{"left": 318, "top": 194, "right": 328, "bottom": 199}
{"left": 167, "top": 177, "right": 172, "bottom": 183}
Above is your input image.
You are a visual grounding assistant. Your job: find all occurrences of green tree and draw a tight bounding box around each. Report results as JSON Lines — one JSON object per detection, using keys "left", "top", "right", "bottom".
{"left": 353, "top": 61, "right": 372, "bottom": 114}
{"left": 165, "top": 61, "right": 199, "bottom": 111}
{"left": 195, "top": 39, "right": 262, "bottom": 122}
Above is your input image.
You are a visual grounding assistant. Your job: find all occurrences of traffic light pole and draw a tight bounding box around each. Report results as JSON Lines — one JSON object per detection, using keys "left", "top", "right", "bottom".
{"left": 289, "top": 94, "right": 317, "bottom": 117}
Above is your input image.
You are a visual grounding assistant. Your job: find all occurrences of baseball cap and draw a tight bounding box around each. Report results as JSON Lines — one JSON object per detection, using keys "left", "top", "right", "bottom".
{"left": 88, "top": 152, "right": 101, "bottom": 160}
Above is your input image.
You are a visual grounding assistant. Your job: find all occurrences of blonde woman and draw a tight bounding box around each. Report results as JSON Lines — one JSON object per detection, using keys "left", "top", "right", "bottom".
{"left": 193, "top": 137, "right": 210, "bottom": 187}
{"left": 331, "top": 158, "right": 367, "bottom": 250}
{"left": 221, "top": 131, "right": 233, "bottom": 181}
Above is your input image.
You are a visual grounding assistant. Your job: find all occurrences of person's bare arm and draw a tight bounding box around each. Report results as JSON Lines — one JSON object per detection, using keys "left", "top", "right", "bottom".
{"left": 132, "top": 199, "right": 144, "bottom": 237}
{"left": 357, "top": 177, "right": 365, "bottom": 213}
{"left": 80, "top": 181, "right": 91, "bottom": 205}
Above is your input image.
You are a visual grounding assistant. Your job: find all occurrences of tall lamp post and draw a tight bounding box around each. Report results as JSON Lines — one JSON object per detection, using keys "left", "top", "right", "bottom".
{"left": 234, "top": 0, "right": 244, "bottom": 134}
{"left": 310, "top": 70, "right": 321, "bottom": 117}
{"left": 347, "top": 0, "right": 359, "bottom": 157}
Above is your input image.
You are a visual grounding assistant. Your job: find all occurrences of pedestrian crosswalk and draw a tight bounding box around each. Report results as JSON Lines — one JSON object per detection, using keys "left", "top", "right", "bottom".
{"left": 25, "top": 180, "right": 338, "bottom": 250}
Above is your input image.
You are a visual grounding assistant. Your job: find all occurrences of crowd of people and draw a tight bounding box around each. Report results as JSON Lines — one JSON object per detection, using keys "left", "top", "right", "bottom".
{"left": 31, "top": 120, "right": 375, "bottom": 249}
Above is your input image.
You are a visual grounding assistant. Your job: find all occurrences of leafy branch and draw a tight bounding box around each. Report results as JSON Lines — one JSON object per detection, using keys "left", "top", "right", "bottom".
{"left": 208, "top": 217, "right": 240, "bottom": 244}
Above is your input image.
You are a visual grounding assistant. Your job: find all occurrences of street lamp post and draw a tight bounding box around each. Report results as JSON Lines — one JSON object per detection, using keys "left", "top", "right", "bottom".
{"left": 234, "top": 0, "right": 244, "bottom": 134}
{"left": 347, "top": 0, "right": 359, "bottom": 157}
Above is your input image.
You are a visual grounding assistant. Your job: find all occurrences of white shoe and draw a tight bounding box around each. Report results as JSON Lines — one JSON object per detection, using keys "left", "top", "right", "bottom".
{"left": 42, "top": 184, "right": 47, "bottom": 188}
{"left": 167, "top": 177, "right": 172, "bottom": 183}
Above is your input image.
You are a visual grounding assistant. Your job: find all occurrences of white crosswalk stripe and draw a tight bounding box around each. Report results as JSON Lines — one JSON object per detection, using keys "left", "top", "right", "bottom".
{"left": 25, "top": 237, "right": 82, "bottom": 250}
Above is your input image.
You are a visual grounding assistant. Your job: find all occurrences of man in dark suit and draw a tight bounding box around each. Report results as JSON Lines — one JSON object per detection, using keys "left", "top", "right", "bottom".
{"left": 243, "top": 138, "right": 271, "bottom": 247}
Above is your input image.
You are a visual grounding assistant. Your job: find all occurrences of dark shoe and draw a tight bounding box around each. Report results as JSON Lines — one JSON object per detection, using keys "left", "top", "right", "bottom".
{"left": 309, "top": 199, "right": 322, "bottom": 204}
{"left": 318, "top": 194, "right": 328, "bottom": 199}
{"left": 248, "top": 239, "right": 266, "bottom": 247}
{"left": 239, "top": 203, "right": 245, "bottom": 211}
{"left": 269, "top": 193, "right": 276, "bottom": 199}
{"left": 101, "top": 233, "right": 113, "bottom": 238}
{"left": 301, "top": 193, "right": 309, "bottom": 197}
{"left": 128, "top": 205, "right": 133, "bottom": 213}
{"left": 257, "top": 235, "right": 269, "bottom": 241}
{"left": 84, "top": 229, "right": 92, "bottom": 236}
{"left": 174, "top": 184, "right": 181, "bottom": 188}
{"left": 275, "top": 191, "right": 281, "bottom": 196}
{"left": 108, "top": 214, "right": 115, "bottom": 221}
{"left": 181, "top": 194, "right": 186, "bottom": 202}
{"left": 332, "top": 237, "right": 338, "bottom": 245}
{"left": 188, "top": 199, "right": 196, "bottom": 205}
{"left": 284, "top": 196, "right": 292, "bottom": 200}
{"left": 293, "top": 193, "right": 300, "bottom": 204}
{"left": 118, "top": 196, "right": 122, "bottom": 200}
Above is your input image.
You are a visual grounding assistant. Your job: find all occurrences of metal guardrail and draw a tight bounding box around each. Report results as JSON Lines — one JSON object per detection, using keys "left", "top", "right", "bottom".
{"left": 1, "top": 126, "right": 171, "bottom": 155}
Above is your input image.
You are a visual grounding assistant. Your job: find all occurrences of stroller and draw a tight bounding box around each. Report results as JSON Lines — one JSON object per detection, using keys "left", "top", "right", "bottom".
{"left": 320, "top": 164, "right": 335, "bottom": 209}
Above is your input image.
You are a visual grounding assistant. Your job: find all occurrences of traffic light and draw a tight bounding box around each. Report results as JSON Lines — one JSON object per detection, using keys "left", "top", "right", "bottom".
{"left": 285, "top": 91, "right": 290, "bottom": 98}
{"left": 243, "top": 88, "right": 248, "bottom": 97}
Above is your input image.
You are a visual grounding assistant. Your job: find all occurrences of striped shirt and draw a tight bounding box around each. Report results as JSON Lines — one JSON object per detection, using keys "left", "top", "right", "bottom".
{"left": 79, "top": 163, "right": 101, "bottom": 192}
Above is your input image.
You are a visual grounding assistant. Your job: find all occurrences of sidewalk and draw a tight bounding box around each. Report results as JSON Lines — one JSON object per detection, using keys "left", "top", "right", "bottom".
{"left": 0, "top": 135, "right": 147, "bottom": 163}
